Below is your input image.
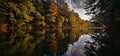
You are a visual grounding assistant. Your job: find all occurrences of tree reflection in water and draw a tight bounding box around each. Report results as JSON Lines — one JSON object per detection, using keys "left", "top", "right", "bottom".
{"left": 0, "top": 27, "right": 87, "bottom": 56}
{"left": 84, "top": 28, "right": 120, "bottom": 56}
{"left": 65, "top": 34, "right": 92, "bottom": 56}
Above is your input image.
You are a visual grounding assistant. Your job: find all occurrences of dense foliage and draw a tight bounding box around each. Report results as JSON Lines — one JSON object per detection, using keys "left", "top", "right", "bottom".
{"left": 85, "top": 0, "right": 120, "bottom": 28}
{"left": 0, "top": 0, "right": 89, "bottom": 33}
{"left": 0, "top": 0, "right": 89, "bottom": 56}
{"left": 84, "top": 0, "right": 120, "bottom": 56}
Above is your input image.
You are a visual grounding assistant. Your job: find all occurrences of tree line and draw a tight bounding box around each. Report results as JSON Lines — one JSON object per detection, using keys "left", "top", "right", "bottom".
{"left": 0, "top": 0, "right": 89, "bottom": 33}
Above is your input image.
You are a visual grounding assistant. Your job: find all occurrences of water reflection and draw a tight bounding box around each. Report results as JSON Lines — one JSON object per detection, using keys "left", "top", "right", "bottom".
{"left": 65, "top": 35, "right": 92, "bottom": 56}
{"left": 1, "top": 26, "right": 118, "bottom": 56}
{"left": 1, "top": 23, "right": 111, "bottom": 56}
{"left": 84, "top": 27, "right": 120, "bottom": 56}
{"left": 0, "top": 27, "right": 87, "bottom": 56}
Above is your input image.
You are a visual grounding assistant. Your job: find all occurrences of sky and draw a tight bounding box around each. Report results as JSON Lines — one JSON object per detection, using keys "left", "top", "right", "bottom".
{"left": 64, "top": 0, "right": 92, "bottom": 20}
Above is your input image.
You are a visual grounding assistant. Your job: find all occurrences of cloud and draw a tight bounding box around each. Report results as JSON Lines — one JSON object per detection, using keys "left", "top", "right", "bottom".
{"left": 65, "top": 0, "right": 92, "bottom": 20}
{"left": 71, "top": 0, "right": 86, "bottom": 9}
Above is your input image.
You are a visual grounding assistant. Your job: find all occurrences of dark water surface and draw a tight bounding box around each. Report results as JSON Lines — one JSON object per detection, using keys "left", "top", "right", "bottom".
{"left": 0, "top": 27, "right": 120, "bottom": 56}
{"left": 0, "top": 28, "right": 84, "bottom": 56}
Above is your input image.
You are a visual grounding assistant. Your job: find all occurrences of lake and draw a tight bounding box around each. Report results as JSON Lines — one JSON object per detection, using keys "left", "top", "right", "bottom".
{"left": 0, "top": 27, "right": 119, "bottom": 56}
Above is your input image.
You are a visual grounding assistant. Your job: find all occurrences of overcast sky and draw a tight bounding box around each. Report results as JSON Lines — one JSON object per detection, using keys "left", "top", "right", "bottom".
{"left": 64, "top": 0, "right": 92, "bottom": 20}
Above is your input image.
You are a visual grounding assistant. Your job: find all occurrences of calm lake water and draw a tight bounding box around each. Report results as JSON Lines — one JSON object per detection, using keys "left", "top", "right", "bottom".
{"left": 64, "top": 34, "right": 92, "bottom": 56}
{"left": 0, "top": 27, "right": 119, "bottom": 56}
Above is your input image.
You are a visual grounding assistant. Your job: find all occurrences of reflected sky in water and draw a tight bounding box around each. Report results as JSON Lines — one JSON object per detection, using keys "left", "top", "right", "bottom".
{"left": 64, "top": 35, "right": 92, "bottom": 56}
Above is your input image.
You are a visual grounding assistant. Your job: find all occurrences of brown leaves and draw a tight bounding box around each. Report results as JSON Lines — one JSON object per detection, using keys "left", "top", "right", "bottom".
{"left": 0, "top": 23, "right": 7, "bottom": 33}
{"left": 47, "top": 2, "right": 58, "bottom": 23}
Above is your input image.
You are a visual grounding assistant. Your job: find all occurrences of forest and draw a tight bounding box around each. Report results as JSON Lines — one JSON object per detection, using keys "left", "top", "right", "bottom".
{"left": 0, "top": 0, "right": 120, "bottom": 56}
{"left": 0, "top": 0, "right": 89, "bottom": 56}
{"left": 0, "top": 0, "right": 89, "bottom": 33}
{"left": 84, "top": 0, "right": 120, "bottom": 56}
